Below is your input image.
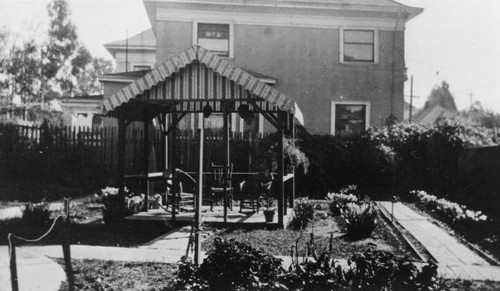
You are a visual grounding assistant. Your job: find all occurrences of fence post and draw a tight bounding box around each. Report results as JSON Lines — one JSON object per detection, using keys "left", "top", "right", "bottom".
{"left": 64, "top": 198, "right": 70, "bottom": 224}
{"left": 59, "top": 217, "right": 74, "bottom": 290}
{"left": 8, "top": 234, "right": 19, "bottom": 291}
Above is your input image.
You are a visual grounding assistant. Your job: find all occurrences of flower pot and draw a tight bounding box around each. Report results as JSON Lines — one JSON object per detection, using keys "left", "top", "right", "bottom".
{"left": 263, "top": 209, "right": 275, "bottom": 223}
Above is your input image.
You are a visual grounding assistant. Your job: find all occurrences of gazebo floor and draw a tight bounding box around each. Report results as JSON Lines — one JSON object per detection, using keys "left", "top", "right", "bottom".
{"left": 125, "top": 205, "right": 294, "bottom": 229}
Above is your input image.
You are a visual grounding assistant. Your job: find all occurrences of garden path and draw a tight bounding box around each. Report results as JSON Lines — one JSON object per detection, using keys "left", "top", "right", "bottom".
{"left": 378, "top": 201, "right": 500, "bottom": 281}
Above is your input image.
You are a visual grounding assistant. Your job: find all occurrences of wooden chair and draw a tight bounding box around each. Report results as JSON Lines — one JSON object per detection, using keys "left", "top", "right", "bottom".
{"left": 166, "top": 169, "right": 196, "bottom": 212}
{"left": 239, "top": 174, "right": 273, "bottom": 213}
{"left": 210, "top": 163, "right": 233, "bottom": 211}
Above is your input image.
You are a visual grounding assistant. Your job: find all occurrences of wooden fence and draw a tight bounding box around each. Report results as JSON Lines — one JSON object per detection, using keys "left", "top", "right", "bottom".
{"left": 0, "top": 123, "right": 273, "bottom": 188}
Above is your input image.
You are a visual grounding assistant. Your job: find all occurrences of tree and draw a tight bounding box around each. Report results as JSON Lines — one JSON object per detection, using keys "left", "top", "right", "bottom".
{"left": 461, "top": 101, "right": 500, "bottom": 129}
{"left": 43, "top": 0, "right": 79, "bottom": 97}
{"left": 0, "top": 30, "right": 44, "bottom": 103}
{"left": 73, "top": 55, "right": 113, "bottom": 96}
{"left": 423, "top": 81, "right": 458, "bottom": 112}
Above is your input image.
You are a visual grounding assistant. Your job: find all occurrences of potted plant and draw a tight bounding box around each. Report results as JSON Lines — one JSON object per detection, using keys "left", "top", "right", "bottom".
{"left": 263, "top": 199, "right": 276, "bottom": 223}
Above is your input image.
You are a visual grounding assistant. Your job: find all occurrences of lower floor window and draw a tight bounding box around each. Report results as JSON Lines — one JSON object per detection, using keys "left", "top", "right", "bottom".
{"left": 331, "top": 102, "right": 370, "bottom": 136}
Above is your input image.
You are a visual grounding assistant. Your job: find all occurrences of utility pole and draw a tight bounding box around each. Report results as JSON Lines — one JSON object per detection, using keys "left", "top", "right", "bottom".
{"left": 469, "top": 93, "right": 474, "bottom": 112}
{"left": 125, "top": 30, "right": 129, "bottom": 73}
{"left": 409, "top": 75, "right": 414, "bottom": 123}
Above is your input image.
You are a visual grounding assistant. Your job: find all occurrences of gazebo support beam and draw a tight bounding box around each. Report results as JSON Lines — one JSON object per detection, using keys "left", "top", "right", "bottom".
{"left": 223, "top": 103, "right": 229, "bottom": 223}
{"left": 195, "top": 114, "right": 204, "bottom": 265}
{"left": 142, "top": 109, "right": 150, "bottom": 211}
{"left": 171, "top": 108, "right": 177, "bottom": 221}
{"left": 277, "top": 111, "right": 285, "bottom": 227}
{"left": 117, "top": 114, "right": 131, "bottom": 217}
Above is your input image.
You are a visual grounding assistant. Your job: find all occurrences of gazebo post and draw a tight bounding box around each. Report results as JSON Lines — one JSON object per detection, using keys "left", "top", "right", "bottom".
{"left": 142, "top": 109, "right": 150, "bottom": 211}
{"left": 117, "top": 114, "right": 127, "bottom": 215}
{"left": 195, "top": 113, "right": 204, "bottom": 265}
{"left": 171, "top": 107, "right": 177, "bottom": 221}
{"left": 277, "top": 111, "right": 285, "bottom": 228}
{"left": 290, "top": 114, "right": 296, "bottom": 209}
{"left": 223, "top": 102, "right": 229, "bottom": 223}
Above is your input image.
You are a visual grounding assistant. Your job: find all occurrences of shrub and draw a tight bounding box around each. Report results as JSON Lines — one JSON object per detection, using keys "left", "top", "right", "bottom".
{"left": 342, "top": 202, "right": 377, "bottom": 239}
{"left": 345, "top": 249, "right": 438, "bottom": 291}
{"left": 100, "top": 186, "right": 128, "bottom": 224}
{"left": 326, "top": 185, "right": 359, "bottom": 216}
{"left": 22, "top": 202, "right": 51, "bottom": 226}
{"left": 172, "top": 237, "right": 284, "bottom": 290}
{"left": 291, "top": 197, "right": 314, "bottom": 230}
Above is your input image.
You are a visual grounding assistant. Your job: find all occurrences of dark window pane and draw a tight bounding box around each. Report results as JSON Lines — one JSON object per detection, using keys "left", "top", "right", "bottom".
{"left": 335, "top": 105, "right": 366, "bottom": 136}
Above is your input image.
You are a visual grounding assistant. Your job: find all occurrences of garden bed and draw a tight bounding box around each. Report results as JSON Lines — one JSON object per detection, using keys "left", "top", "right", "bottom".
{"left": 406, "top": 202, "right": 500, "bottom": 264}
{"left": 55, "top": 259, "right": 177, "bottom": 291}
{"left": 202, "top": 208, "right": 419, "bottom": 260}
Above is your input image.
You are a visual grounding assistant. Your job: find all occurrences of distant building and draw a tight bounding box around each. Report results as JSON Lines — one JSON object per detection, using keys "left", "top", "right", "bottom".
{"left": 61, "top": 95, "right": 109, "bottom": 128}
{"left": 104, "top": 29, "right": 156, "bottom": 73}
{"left": 413, "top": 105, "right": 459, "bottom": 125}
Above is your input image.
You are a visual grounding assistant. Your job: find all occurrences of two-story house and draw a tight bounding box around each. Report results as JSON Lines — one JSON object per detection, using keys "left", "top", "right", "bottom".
{"left": 104, "top": 28, "right": 157, "bottom": 73}
{"left": 103, "top": 0, "right": 422, "bottom": 135}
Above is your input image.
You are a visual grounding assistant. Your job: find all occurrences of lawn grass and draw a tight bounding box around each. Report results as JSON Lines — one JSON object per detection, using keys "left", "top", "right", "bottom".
{"left": 56, "top": 259, "right": 177, "bottom": 291}
{"left": 202, "top": 209, "right": 419, "bottom": 260}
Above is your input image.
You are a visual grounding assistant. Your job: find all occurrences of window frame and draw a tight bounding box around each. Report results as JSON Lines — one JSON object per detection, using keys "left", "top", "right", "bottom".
{"left": 132, "top": 64, "right": 152, "bottom": 71}
{"left": 339, "top": 28, "right": 379, "bottom": 64}
{"left": 330, "top": 100, "right": 371, "bottom": 136}
{"left": 193, "top": 20, "right": 234, "bottom": 59}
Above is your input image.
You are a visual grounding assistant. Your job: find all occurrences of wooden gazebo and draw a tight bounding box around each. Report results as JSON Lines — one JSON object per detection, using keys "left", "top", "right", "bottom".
{"left": 102, "top": 45, "right": 303, "bottom": 229}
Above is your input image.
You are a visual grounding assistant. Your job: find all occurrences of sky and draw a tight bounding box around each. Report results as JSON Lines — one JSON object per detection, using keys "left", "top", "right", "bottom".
{"left": 0, "top": 0, "right": 499, "bottom": 113}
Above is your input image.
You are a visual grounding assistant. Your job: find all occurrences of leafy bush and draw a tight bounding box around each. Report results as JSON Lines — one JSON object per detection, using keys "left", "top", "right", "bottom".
{"left": 410, "top": 190, "right": 487, "bottom": 222}
{"left": 100, "top": 186, "right": 129, "bottom": 224}
{"left": 326, "top": 185, "right": 359, "bottom": 216}
{"left": 291, "top": 197, "right": 314, "bottom": 230}
{"left": 22, "top": 202, "right": 51, "bottom": 226}
{"left": 172, "top": 237, "right": 284, "bottom": 290}
{"left": 345, "top": 249, "right": 438, "bottom": 291}
{"left": 298, "top": 122, "right": 498, "bottom": 200}
{"left": 342, "top": 202, "right": 377, "bottom": 239}
{"left": 172, "top": 235, "right": 439, "bottom": 291}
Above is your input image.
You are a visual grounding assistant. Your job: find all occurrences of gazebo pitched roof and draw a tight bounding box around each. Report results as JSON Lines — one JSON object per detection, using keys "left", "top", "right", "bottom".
{"left": 102, "top": 45, "right": 300, "bottom": 118}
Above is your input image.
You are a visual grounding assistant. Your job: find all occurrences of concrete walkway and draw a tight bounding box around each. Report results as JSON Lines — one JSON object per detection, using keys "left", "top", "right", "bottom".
{"left": 378, "top": 201, "right": 500, "bottom": 281}
{"left": 0, "top": 246, "right": 66, "bottom": 291}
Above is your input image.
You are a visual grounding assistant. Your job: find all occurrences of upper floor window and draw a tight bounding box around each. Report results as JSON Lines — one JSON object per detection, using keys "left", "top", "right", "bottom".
{"left": 331, "top": 101, "right": 370, "bottom": 136}
{"left": 341, "top": 29, "right": 377, "bottom": 63}
{"left": 194, "top": 22, "right": 233, "bottom": 58}
{"left": 132, "top": 65, "right": 151, "bottom": 71}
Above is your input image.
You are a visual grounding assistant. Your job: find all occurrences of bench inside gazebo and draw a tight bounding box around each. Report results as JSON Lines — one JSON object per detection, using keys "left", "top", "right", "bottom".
{"left": 102, "top": 45, "right": 303, "bottom": 229}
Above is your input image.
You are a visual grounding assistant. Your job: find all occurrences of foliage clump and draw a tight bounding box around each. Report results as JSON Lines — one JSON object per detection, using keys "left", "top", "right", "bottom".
{"left": 290, "top": 197, "right": 314, "bottom": 230}
{"left": 172, "top": 237, "right": 284, "bottom": 290}
{"left": 326, "top": 185, "right": 359, "bottom": 216}
{"left": 172, "top": 235, "right": 438, "bottom": 291}
{"left": 341, "top": 202, "right": 377, "bottom": 240}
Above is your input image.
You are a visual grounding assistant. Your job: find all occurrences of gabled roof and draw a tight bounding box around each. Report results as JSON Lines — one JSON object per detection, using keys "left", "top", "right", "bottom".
{"left": 413, "top": 105, "right": 459, "bottom": 125}
{"left": 104, "top": 29, "right": 156, "bottom": 52}
{"left": 102, "top": 45, "right": 301, "bottom": 121}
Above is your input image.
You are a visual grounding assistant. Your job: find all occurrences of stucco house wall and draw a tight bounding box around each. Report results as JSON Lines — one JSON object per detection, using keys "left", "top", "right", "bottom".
{"left": 155, "top": 20, "right": 406, "bottom": 134}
